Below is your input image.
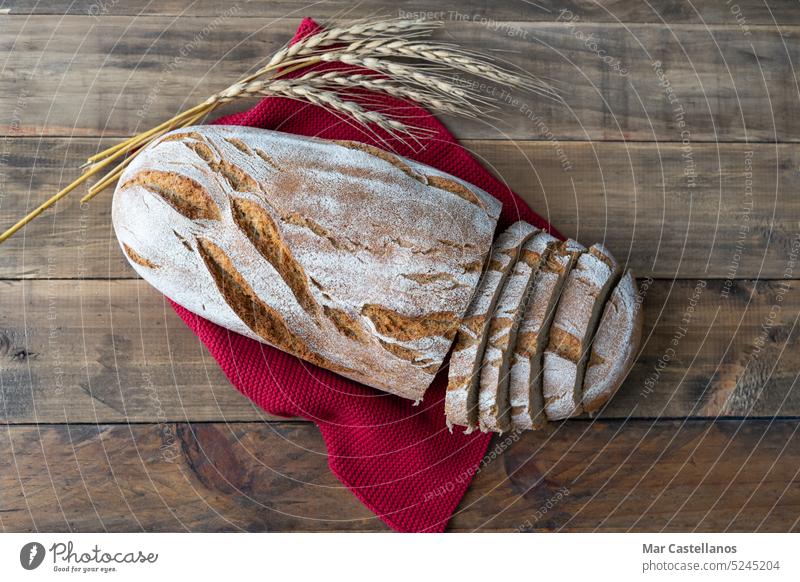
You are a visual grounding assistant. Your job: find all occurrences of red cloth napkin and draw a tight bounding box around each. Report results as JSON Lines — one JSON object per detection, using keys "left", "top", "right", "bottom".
{"left": 169, "top": 17, "right": 560, "bottom": 532}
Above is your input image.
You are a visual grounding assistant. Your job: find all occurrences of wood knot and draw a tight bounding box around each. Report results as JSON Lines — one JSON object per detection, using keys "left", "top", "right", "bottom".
{"left": 11, "top": 348, "right": 37, "bottom": 362}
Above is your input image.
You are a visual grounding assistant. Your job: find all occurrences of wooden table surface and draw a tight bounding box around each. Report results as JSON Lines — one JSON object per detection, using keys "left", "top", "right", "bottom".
{"left": 3, "top": 1, "right": 800, "bottom": 532}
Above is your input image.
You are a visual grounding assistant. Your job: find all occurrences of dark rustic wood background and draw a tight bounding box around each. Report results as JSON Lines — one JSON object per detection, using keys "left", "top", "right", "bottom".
{"left": 2, "top": 0, "right": 800, "bottom": 532}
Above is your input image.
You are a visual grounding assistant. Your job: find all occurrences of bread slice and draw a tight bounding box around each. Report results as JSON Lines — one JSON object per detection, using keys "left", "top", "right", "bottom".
{"left": 543, "top": 244, "right": 622, "bottom": 420}
{"left": 445, "top": 221, "right": 539, "bottom": 430}
{"left": 509, "top": 237, "right": 580, "bottom": 430}
{"left": 582, "top": 270, "right": 643, "bottom": 413}
{"left": 477, "top": 231, "right": 554, "bottom": 433}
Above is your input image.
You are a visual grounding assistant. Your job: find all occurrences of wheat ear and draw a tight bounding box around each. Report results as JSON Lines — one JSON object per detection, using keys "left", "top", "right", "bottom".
{"left": 0, "top": 18, "right": 556, "bottom": 245}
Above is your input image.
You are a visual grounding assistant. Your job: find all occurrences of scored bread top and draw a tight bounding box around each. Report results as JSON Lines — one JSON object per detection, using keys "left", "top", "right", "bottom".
{"left": 583, "top": 270, "right": 643, "bottom": 413}
{"left": 112, "top": 125, "right": 501, "bottom": 400}
{"left": 445, "top": 221, "right": 539, "bottom": 430}
{"left": 543, "top": 243, "right": 620, "bottom": 420}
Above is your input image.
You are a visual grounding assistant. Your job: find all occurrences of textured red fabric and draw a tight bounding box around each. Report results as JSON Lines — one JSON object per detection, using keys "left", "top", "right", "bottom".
{"left": 168, "top": 18, "right": 560, "bottom": 532}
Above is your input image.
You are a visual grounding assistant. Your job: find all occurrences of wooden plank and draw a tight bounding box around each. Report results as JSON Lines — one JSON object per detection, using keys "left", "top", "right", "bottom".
{"left": 1, "top": 419, "right": 798, "bottom": 531}
{"left": 3, "top": 139, "right": 798, "bottom": 280}
{"left": 2, "top": 17, "right": 798, "bottom": 141}
{"left": 0, "top": 422, "right": 380, "bottom": 532}
{"left": 0, "top": 138, "right": 132, "bottom": 280}
{"left": 4, "top": 0, "right": 799, "bottom": 25}
{"left": 459, "top": 418, "right": 800, "bottom": 532}
{"left": 470, "top": 141, "right": 800, "bottom": 280}
{"left": 0, "top": 279, "right": 273, "bottom": 424}
{"left": 2, "top": 278, "right": 800, "bottom": 423}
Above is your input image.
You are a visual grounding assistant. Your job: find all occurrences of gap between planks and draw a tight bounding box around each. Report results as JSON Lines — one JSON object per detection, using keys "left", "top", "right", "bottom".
{"left": 4, "top": 135, "right": 800, "bottom": 145}
{"left": 4, "top": 416, "right": 800, "bottom": 428}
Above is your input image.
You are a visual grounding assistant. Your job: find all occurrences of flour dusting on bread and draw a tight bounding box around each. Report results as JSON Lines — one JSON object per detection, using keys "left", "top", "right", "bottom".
{"left": 112, "top": 126, "right": 642, "bottom": 418}
{"left": 113, "top": 125, "right": 500, "bottom": 400}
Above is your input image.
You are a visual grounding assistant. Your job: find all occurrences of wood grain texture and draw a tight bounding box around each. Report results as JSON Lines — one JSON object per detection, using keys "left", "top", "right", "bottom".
{"left": 4, "top": 0, "right": 799, "bottom": 24}
{"left": 0, "top": 422, "right": 379, "bottom": 532}
{"left": 464, "top": 418, "right": 800, "bottom": 532}
{"left": 3, "top": 278, "right": 800, "bottom": 424}
{"left": 0, "top": 278, "right": 272, "bottom": 424}
{"left": 3, "top": 3, "right": 799, "bottom": 533}
{"left": 2, "top": 17, "right": 799, "bottom": 141}
{"left": 3, "top": 139, "right": 799, "bottom": 280}
{"left": 2, "top": 420, "right": 798, "bottom": 532}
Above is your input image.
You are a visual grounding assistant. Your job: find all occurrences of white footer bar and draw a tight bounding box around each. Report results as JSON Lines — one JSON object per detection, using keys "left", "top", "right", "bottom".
{"left": 0, "top": 533, "right": 797, "bottom": 581}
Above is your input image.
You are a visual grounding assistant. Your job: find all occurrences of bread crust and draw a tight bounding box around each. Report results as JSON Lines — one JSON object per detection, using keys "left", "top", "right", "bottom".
{"left": 478, "top": 231, "right": 554, "bottom": 433}
{"left": 112, "top": 125, "right": 501, "bottom": 400}
{"left": 543, "top": 243, "right": 620, "bottom": 420}
{"left": 112, "top": 125, "right": 643, "bottom": 419}
{"left": 445, "top": 221, "right": 539, "bottom": 430}
{"left": 508, "top": 233, "right": 563, "bottom": 431}
{"left": 582, "top": 270, "right": 643, "bottom": 413}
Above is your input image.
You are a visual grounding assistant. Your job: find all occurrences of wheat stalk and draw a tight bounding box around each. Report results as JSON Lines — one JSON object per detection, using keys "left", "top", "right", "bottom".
{"left": 262, "top": 18, "right": 441, "bottom": 70}
{"left": 269, "top": 82, "right": 408, "bottom": 130}
{"left": 0, "top": 17, "right": 555, "bottom": 245}
{"left": 242, "top": 72, "right": 473, "bottom": 118}
{"left": 325, "top": 55, "right": 492, "bottom": 109}
{"left": 319, "top": 41, "right": 558, "bottom": 100}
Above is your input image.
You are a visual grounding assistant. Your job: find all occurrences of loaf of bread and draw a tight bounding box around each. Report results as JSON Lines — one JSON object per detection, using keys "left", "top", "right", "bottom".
{"left": 112, "top": 125, "right": 643, "bottom": 422}
{"left": 543, "top": 244, "right": 621, "bottom": 420}
{"left": 112, "top": 125, "right": 501, "bottom": 400}
{"left": 477, "top": 231, "right": 550, "bottom": 433}
{"left": 583, "top": 270, "right": 643, "bottom": 413}
{"left": 445, "top": 221, "right": 538, "bottom": 430}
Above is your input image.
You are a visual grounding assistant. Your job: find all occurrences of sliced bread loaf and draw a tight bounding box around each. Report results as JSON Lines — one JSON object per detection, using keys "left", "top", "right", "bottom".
{"left": 445, "top": 221, "right": 539, "bottom": 430}
{"left": 543, "top": 244, "right": 621, "bottom": 420}
{"left": 582, "top": 270, "right": 643, "bottom": 413}
{"left": 508, "top": 237, "right": 578, "bottom": 430}
{"left": 477, "top": 231, "right": 553, "bottom": 433}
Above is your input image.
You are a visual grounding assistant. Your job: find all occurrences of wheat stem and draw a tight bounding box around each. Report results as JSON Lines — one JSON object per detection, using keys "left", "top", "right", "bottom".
{"left": 81, "top": 162, "right": 129, "bottom": 204}
{"left": 85, "top": 101, "right": 213, "bottom": 164}
{"left": 0, "top": 17, "right": 557, "bottom": 245}
{"left": 81, "top": 104, "right": 217, "bottom": 203}
{"left": 0, "top": 153, "right": 122, "bottom": 243}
